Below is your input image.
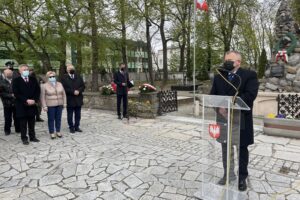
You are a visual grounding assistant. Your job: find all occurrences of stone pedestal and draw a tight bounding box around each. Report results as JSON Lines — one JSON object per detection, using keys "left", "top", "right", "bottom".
{"left": 83, "top": 92, "right": 158, "bottom": 118}
{"left": 138, "top": 92, "right": 159, "bottom": 118}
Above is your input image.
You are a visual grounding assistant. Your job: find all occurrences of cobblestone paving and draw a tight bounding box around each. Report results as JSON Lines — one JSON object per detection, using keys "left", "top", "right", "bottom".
{"left": 0, "top": 107, "right": 300, "bottom": 200}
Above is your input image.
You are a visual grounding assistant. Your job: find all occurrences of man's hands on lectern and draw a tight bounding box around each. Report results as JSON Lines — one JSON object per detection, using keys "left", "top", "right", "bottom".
{"left": 219, "top": 107, "right": 228, "bottom": 119}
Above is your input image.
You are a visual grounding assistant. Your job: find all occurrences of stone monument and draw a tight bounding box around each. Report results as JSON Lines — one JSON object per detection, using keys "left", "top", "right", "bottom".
{"left": 261, "top": 0, "right": 300, "bottom": 92}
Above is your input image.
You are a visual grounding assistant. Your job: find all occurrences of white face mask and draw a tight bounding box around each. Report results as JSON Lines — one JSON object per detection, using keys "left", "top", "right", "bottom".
{"left": 22, "top": 70, "right": 29, "bottom": 77}
{"left": 49, "top": 77, "right": 56, "bottom": 83}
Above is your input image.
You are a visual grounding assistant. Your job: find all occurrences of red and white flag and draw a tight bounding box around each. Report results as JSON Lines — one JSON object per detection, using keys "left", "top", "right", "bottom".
{"left": 196, "top": 0, "right": 208, "bottom": 12}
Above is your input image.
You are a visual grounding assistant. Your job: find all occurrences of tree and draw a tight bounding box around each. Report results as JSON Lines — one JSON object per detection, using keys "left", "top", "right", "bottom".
{"left": 150, "top": 0, "right": 172, "bottom": 85}
{"left": 87, "top": 0, "right": 100, "bottom": 91}
{"left": 169, "top": 0, "right": 193, "bottom": 72}
{"left": 0, "top": 0, "right": 53, "bottom": 72}
{"left": 45, "top": 0, "right": 82, "bottom": 78}
{"left": 233, "top": 6, "right": 260, "bottom": 69}
{"left": 258, "top": 48, "right": 267, "bottom": 78}
{"left": 131, "top": 0, "right": 159, "bottom": 85}
{"left": 210, "top": 0, "right": 257, "bottom": 53}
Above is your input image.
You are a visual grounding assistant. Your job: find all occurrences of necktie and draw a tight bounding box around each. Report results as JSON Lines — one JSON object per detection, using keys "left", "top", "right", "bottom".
{"left": 228, "top": 73, "right": 234, "bottom": 81}
{"left": 25, "top": 77, "right": 28, "bottom": 83}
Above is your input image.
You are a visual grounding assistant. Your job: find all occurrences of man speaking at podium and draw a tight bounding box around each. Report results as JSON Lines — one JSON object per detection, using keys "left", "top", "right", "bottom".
{"left": 210, "top": 50, "right": 259, "bottom": 191}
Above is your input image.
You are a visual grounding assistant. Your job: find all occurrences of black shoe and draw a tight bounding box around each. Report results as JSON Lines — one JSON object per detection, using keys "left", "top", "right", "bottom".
{"left": 15, "top": 130, "right": 21, "bottom": 134}
{"left": 70, "top": 128, "right": 75, "bottom": 133}
{"left": 36, "top": 118, "right": 44, "bottom": 122}
{"left": 5, "top": 131, "right": 11, "bottom": 136}
{"left": 238, "top": 179, "right": 247, "bottom": 191}
{"left": 75, "top": 128, "right": 82, "bottom": 132}
{"left": 217, "top": 175, "right": 236, "bottom": 185}
{"left": 123, "top": 115, "right": 128, "bottom": 119}
{"left": 30, "top": 138, "right": 40, "bottom": 142}
{"left": 23, "top": 140, "right": 29, "bottom": 145}
{"left": 118, "top": 115, "right": 122, "bottom": 120}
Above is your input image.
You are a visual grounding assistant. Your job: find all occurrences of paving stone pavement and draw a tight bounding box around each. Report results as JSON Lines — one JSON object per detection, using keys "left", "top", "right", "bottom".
{"left": 0, "top": 106, "right": 300, "bottom": 200}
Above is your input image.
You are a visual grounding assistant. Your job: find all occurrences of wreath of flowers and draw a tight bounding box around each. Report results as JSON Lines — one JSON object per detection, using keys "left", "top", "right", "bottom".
{"left": 274, "top": 32, "right": 298, "bottom": 63}
{"left": 101, "top": 84, "right": 115, "bottom": 95}
{"left": 139, "top": 83, "right": 156, "bottom": 93}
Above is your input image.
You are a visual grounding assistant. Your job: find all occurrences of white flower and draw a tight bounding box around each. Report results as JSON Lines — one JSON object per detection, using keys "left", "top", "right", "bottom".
{"left": 143, "top": 88, "right": 146, "bottom": 90}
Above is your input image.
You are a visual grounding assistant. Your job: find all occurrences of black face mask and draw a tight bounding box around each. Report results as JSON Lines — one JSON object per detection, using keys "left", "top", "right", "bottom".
{"left": 69, "top": 69, "right": 75, "bottom": 74}
{"left": 120, "top": 68, "right": 125, "bottom": 71}
{"left": 223, "top": 60, "right": 235, "bottom": 71}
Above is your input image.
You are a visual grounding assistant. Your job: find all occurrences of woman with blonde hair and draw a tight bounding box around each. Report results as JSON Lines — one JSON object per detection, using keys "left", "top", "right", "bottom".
{"left": 40, "top": 71, "right": 66, "bottom": 139}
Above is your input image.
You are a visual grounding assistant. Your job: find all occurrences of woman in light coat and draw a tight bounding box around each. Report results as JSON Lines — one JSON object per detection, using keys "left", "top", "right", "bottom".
{"left": 40, "top": 71, "right": 66, "bottom": 139}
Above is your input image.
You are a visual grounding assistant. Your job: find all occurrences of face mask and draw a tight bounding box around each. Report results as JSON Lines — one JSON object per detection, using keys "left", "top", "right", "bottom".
{"left": 22, "top": 70, "right": 29, "bottom": 77}
{"left": 223, "top": 61, "right": 235, "bottom": 71}
{"left": 6, "top": 76, "right": 12, "bottom": 80}
{"left": 121, "top": 68, "right": 125, "bottom": 71}
{"left": 69, "top": 69, "right": 75, "bottom": 74}
{"left": 49, "top": 77, "right": 56, "bottom": 83}
{"left": 8, "top": 67, "right": 14, "bottom": 71}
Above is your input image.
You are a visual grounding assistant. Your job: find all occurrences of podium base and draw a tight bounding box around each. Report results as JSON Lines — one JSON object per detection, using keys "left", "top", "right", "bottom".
{"left": 194, "top": 182, "right": 248, "bottom": 200}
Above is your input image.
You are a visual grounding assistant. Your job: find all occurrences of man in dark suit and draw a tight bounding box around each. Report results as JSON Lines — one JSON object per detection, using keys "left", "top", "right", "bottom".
{"left": 5, "top": 61, "right": 20, "bottom": 80}
{"left": 210, "top": 50, "right": 259, "bottom": 191}
{"left": 61, "top": 64, "right": 85, "bottom": 133}
{"left": 113, "top": 63, "right": 133, "bottom": 119}
{"left": 12, "top": 64, "right": 40, "bottom": 145}
{"left": 0, "top": 69, "right": 20, "bottom": 135}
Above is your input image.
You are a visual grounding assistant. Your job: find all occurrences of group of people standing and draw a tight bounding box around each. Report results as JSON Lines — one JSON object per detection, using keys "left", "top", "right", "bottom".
{"left": 0, "top": 52, "right": 258, "bottom": 192}
{"left": 0, "top": 62, "right": 85, "bottom": 145}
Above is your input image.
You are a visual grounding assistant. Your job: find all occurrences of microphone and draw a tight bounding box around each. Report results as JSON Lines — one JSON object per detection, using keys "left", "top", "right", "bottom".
{"left": 215, "top": 67, "right": 242, "bottom": 104}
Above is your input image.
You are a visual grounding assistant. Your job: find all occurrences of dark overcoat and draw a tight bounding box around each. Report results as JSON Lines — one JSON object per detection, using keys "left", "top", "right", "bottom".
{"left": 0, "top": 79, "right": 15, "bottom": 107}
{"left": 61, "top": 74, "right": 85, "bottom": 107}
{"left": 113, "top": 71, "right": 133, "bottom": 95}
{"left": 210, "top": 68, "right": 259, "bottom": 146}
{"left": 12, "top": 76, "right": 40, "bottom": 118}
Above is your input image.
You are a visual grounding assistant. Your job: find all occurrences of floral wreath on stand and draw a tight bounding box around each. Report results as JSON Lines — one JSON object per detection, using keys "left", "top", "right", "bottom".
{"left": 274, "top": 32, "right": 298, "bottom": 63}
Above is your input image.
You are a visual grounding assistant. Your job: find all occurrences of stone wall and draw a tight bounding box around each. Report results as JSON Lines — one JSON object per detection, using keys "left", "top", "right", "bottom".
{"left": 82, "top": 92, "right": 159, "bottom": 118}
{"left": 275, "top": 0, "right": 297, "bottom": 40}
{"left": 260, "top": 0, "right": 300, "bottom": 93}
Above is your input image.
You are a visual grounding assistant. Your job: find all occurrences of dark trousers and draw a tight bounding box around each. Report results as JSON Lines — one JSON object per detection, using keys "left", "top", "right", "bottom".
{"left": 3, "top": 106, "right": 20, "bottom": 133}
{"left": 67, "top": 106, "right": 81, "bottom": 129}
{"left": 221, "top": 143, "right": 249, "bottom": 181}
{"left": 19, "top": 117, "right": 36, "bottom": 141}
{"left": 117, "top": 94, "right": 128, "bottom": 116}
{"left": 47, "top": 106, "right": 63, "bottom": 133}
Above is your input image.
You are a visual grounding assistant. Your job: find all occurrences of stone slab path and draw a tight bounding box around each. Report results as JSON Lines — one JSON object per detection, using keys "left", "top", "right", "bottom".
{"left": 0, "top": 106, "right": 299, "bottom": 200}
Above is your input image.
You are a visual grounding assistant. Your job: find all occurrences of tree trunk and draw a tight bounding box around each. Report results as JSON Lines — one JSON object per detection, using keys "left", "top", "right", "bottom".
{"left": 120, "top": 0, "right": 128, "bottom": 68}
{"left": 76, "top": 39, "right": 83, "bottom": 74}
{"left": 186, "top": 2, "right": 192, "bottom": 79}
{"left": 40, "top": 51, "right": 52, "bottom": 73}
{"left": 224, "top": 38, "right": 231, "bottom": 53}
{"left": 88, "top": 0, "right": 99, "bottom": 92}
{"left": 59, "top": 38, "right": 66, "bottom": 79}
{"left": 179, "top": 41, "right": 186, "bottom": 72}
{"left": 145, "top": 2, "right": 154, "bottom": 85}
{"left": 179, "top": 1, "right": 188, "bottom": 72}
{"left": 159, "top": 1, "right": 168, "bottom": 85}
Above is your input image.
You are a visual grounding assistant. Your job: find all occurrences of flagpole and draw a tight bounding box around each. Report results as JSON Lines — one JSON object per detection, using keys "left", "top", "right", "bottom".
{"left": 193, "top": 0, "right": 196, "bottom": 110}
